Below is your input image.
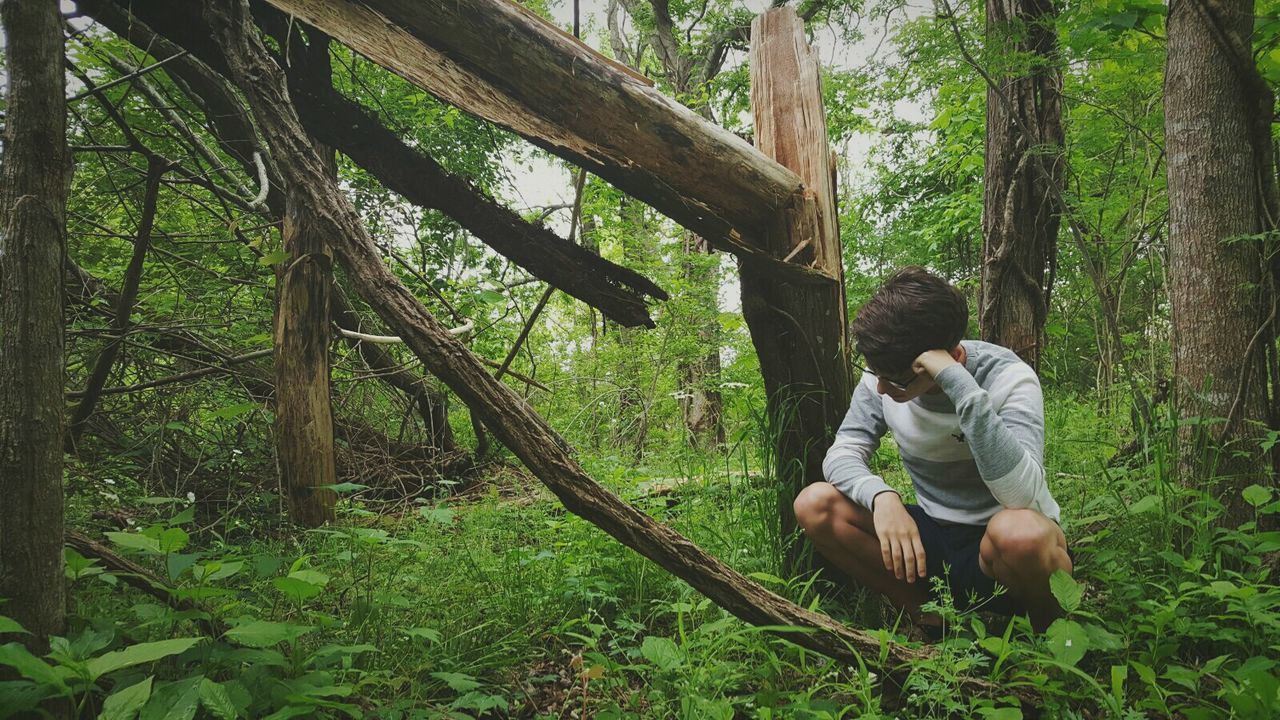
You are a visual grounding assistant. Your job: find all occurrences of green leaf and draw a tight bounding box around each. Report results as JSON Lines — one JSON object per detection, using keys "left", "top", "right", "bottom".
{"left": 419, "top": 507, "right": 455, "bottom": 525}
{"left": 405, "top": 628, "right": 442, "bottom": 643}
{"left": 476, "top": 289, "right": 506, "bottom": 305}
{"left": 258, "top": 249, "right": 289, "bottom": 266}
{"left": 198, "top": 678, "right": 238, "bottom": 720}
{"left": 431, "top": 671, "right": 482, "bottom": 693}
{"left": 223, "top": 621, "right": 313, "bottom": 648}
{"left": 318, "top": 482, "right": 369, "bottom": 494}
{"left": 197, "top": 561, "right": 244, "bottom": 583}
{"left": 746, "top": 572, "right": 787, "bottom": 587}
{"left": 0, "top": 679, "right": 54, "bottom": 716}
{"left": 167, "top": 553, "right": 200, "bottom": 582}
{"left": 0, "top": 642, "right": 68, "bottom": 690}
{"left": 452, "top": 691, "right": 508, "bottom": 713}
{"left": 273, "top": 576, "right": 323, "bottom": 603}
{"left": 106, "top": 532, "right": 162, "bottom": 554}
{"left": 0, "top": 615, "right": 28, "bottom": 635}
{"left": 86, "top": 638, "right": 205, "bottom": 680}
{"left": 1044, "top": 619, "right": 1089, "bottom": 667}
{"left": 208, "top": 402, "right": 256, "bottom": 420}
{"left": 639, "top": 636, "right": 684, "bottom": 671}
{"left": 140, "top": 675, "right": 201, "bottom": 720}
{"left": 1242, "top": 484, "right": 1273, "bottom": 508}
{"left": 1128, "top": 495, "right": 1161, "bottom": 514}
{"left": 100, "top": 676, "right": 153, "bottom": 720}
{"left": 976, "top": 708, "right": 1022, "bottom": 720}
{"left": 167, "top": 506, "right": 196, "bottom": 526}
{"left": 1048, "top": 569, "right": 1082, "bottom": 614}
{"left": 157, "top": 528, "right": 189, "bottom": 554}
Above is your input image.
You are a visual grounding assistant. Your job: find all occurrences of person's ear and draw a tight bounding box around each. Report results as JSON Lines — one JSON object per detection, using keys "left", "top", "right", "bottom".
{"left": 950, "top": 344, "right": 966, "bottom": 365}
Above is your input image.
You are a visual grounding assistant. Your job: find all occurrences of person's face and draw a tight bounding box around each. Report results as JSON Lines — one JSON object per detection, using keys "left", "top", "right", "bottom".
{"left": 853, "top": 359, "right": 936, "bottom": 402}
{"left": 874, "top": 369, "right": 936, "bottom": 403}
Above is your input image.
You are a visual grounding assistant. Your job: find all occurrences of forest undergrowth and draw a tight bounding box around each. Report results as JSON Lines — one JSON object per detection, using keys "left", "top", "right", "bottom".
{"left": 3, "top": 395, "right": 1278, "bottom": 719}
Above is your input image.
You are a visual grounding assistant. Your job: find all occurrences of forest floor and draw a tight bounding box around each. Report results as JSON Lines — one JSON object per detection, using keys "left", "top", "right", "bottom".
{"left": 15, "top": 395, "right": 1279, "bottom": 719}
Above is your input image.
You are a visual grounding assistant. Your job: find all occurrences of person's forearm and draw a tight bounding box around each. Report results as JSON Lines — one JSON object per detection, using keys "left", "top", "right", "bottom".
{"left": 934, "top": 364, "right": 1045, "bottom": 507}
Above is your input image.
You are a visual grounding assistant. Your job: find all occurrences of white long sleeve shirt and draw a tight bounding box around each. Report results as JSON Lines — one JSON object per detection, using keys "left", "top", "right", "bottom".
{"left": 823, "top": 340, "right": 1061, "bottom": 525}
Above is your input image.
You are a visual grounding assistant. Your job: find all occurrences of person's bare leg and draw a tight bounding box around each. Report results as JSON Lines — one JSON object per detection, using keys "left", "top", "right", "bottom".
{"left": 978, "top": 508, "right": 1072, "bottom": 632}
{"left": 793, "top": 482, "right": 935, "bottom": 625}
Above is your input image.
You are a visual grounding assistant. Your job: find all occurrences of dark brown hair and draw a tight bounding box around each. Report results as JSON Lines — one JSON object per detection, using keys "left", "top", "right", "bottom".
{"left": 851, "top": 266, "right": 968, "bottom": 373}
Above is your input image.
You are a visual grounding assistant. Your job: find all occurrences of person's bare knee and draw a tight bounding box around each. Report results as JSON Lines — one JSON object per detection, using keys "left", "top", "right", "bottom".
{"left": 982, "top": 509, "right": 1070, "bottom": 579}
{"left": 793, "top": 482, "right": 843, "bottom": 534}
{"left": 794, "top": 483, "right": 874, "bottom": 535}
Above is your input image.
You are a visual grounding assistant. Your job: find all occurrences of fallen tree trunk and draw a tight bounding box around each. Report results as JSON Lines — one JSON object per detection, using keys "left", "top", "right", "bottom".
{"left": 65, "top": 529, "right": 224, "bottom": 636}
{"left": 75, "top": 0, "right": 668, "bottom": 328}
{"left": 202, "top": 1, "right": 1037, "bottom": 705}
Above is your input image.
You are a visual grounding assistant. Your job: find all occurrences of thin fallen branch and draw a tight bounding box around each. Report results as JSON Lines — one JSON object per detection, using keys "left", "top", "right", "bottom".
{"left": 64, "top": 349, "right": 273, "bottom": 398}
{"left": 65, "top": 529, "right": 225, "bottom": 636}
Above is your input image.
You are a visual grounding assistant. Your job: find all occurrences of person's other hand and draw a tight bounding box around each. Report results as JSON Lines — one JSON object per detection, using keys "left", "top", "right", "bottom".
{"left": 912, "top": 348, "right": 959, "bottom": 380}
{"left": 872, "top": 491, "right": 927, "bottom": 583}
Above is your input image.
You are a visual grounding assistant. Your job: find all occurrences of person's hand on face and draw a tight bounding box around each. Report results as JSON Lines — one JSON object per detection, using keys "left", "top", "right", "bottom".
{"left": 912, "top": 348, "right": 960, "bottom": 380}
{"left": 871, "top": 491, "right": 927, "bottom": 583}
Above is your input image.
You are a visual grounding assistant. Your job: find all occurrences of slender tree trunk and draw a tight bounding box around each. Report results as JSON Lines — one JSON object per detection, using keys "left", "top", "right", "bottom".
{"left": 0, "top": 0, "right": 69, "bottom": 655}
{"left": 1165, "top": 0, "right": 1277, "bottom": 523}
{"left": 979, "top": 0, "right": 1064, "bottom": 370}
{"left": 274, "top": 136, "right": 338, "bottom": 526}
{"left": 679, "top": 232, "right": 725, "bottom": 450}
{"left": 613, "top": 196, "right": 652, "bottom": 460}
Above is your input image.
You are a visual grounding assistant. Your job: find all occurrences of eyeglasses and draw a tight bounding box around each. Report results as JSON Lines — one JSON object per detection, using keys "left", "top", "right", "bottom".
{"left": 851, "top": 358, "right": 918, "bottom": 391}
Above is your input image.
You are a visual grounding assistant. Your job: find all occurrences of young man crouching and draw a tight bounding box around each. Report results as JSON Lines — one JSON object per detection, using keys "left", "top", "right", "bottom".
{"left": 795, "top": 267, "right": 1072, "bottom": 634}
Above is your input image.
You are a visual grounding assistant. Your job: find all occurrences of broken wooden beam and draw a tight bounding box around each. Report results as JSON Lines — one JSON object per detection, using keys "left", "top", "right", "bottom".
{"left": 201, "top": 1, "right": 1038, "bottom": 707}
{"left": 253, "top": 0, "right": 835, "bottom": 282}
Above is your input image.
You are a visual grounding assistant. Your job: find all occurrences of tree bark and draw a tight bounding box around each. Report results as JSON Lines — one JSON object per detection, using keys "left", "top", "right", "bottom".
{"left": 745, "top": 8, "right": 851, "bottom": 573}
{"left": 979, "top": 0, "right": 1064, "bottom": 370}
{"left": 198, "top": 2, "right": 1037, "bottom": 702}
{"left": 0, "top": 0, "right": 68, "bottom": 655}
{"left": 679, "top": 232, "right": 726, "bottom": 450}
{"left": 1165, "top": 0, "right": 1277, "bottom": 522}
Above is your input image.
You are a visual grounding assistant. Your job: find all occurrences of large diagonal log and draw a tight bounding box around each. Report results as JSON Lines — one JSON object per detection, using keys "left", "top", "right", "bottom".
{"left": 74, "top": 0, "right": 668, "bottom": 327}
{"left": 201, "top": 0, "right": 1038, "bottom": 706}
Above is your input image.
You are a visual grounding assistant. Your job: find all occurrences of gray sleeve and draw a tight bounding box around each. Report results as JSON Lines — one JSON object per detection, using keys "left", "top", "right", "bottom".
{"left": 934, "top": 362, "right": 1050, "bottom": 511}
{"left": 822, "top": 379, "right": 896, "bottom": 510}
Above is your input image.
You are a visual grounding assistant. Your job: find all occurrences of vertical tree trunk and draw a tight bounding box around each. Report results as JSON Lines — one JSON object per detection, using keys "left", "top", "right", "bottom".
{"left": 613, "top": 196, "right": 652, "bottom": 460}
{"left": 274, "top": 147, "right": 338, "bottom": 526}
{"left": 979, "top": 0, "right": 1064, "bottom": 370}
{"left": 679, "top": 232, "right": 726, "bottom": 450}
{"left": 0, "top": 0, "right": 68, "bottom": 653}
{"left": 1165, "top": 0, "right": 1277, "bottom": 523}
{"left": 746, "top": 9, "right": 850, "bottom": 573}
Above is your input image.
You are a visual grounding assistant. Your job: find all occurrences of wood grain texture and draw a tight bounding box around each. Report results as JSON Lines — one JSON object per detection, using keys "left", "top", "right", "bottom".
{"left": 257, "top": 0, "right": 833, "bottom": 279}
{"left": 743, "top": 8, "right": 851, "bottom": 572}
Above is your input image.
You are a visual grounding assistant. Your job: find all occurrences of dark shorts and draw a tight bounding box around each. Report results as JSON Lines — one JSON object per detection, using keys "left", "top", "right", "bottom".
{"left": 904, "top": 504, "right": 1025, "bottom": 616}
